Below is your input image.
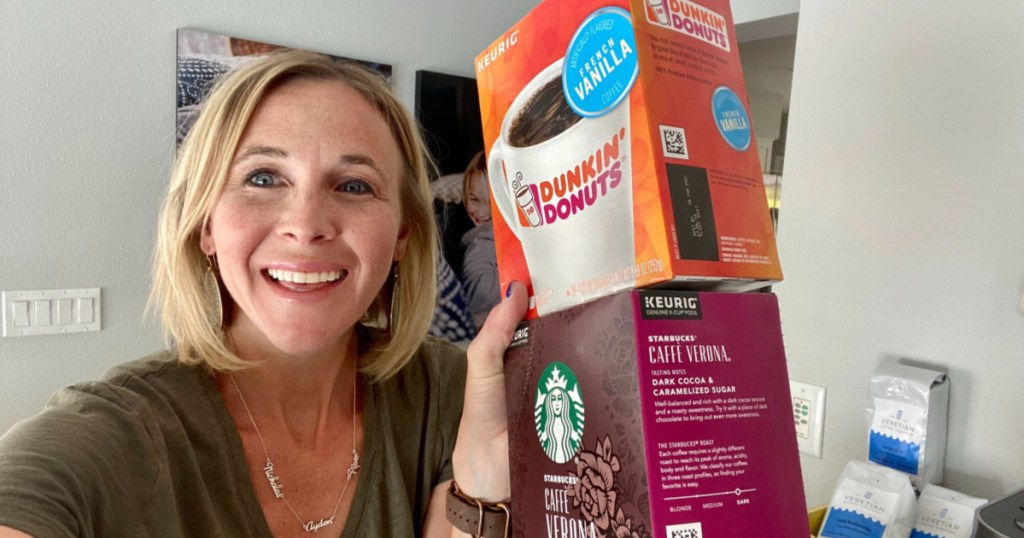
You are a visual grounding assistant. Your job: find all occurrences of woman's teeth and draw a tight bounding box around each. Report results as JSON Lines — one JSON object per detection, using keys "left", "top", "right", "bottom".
{"left": 267, "top": 269, "right": 343, "bottom": 284}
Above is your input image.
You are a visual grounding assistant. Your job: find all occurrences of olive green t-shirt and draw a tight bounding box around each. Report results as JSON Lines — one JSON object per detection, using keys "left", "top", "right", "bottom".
{"left": 0, "top": 338, "right": 466, "bottom": 537}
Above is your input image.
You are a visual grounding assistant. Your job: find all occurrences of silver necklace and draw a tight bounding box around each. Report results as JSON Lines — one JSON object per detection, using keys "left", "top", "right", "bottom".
{"left": 230, "top": 360, "right": 361, "bottom": 534}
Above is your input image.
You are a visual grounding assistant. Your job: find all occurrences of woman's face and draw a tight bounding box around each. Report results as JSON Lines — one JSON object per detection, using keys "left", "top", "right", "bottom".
{"left": 465, "top": 171, "right": 491, "bottom": 227}
{"left": 201, "top": 78, "right": 409, "bottom": 358}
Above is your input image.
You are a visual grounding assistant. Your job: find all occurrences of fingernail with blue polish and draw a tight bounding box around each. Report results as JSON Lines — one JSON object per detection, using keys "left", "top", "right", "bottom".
{"left": 505, "top": 283, "right": 514, "bottom": 298}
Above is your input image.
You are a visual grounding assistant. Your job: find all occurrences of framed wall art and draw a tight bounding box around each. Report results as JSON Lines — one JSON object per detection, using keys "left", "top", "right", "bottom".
{"left": 176, "top": 28, "right": 392, "bottom": 145}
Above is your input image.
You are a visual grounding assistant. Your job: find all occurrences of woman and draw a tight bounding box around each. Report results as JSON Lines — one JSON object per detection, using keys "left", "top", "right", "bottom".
{"left": 0, "top": 50, "right": 524, "bottom": 537}
{"left": 459, "top": 151, "right": 500, "bottom": 330}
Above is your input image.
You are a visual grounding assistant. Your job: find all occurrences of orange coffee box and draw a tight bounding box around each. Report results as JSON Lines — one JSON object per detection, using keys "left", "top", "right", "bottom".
{"left": 476, "top": 0, "right": 782, "bottom": 318}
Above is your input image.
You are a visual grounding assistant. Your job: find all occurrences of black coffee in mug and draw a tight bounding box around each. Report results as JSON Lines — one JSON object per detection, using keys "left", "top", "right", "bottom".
{"left": 508, "top": 77, "right": 583, "bottom": 147}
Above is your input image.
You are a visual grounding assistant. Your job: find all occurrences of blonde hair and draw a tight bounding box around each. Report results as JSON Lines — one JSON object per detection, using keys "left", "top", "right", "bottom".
{"left": 151, "top": 49, "right": 438, "bottom": 382}
{"left": 462, "top": 150, "right": 487, "bottom": 207}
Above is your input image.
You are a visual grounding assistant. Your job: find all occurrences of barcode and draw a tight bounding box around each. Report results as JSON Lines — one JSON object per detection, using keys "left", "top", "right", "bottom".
{"left": 667, "top": 522, "right": 703, "bottom": 538}
{"left": 660, "top": 124, "right": 689, "bottom": 159}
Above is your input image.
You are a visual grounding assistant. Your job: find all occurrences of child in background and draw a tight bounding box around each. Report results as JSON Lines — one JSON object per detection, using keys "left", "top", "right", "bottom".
{"left": 460, "top": 151, "right": 500, "bottom": 329}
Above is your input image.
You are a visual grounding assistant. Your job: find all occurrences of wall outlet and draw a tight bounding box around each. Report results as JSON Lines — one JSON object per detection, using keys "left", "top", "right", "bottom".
{"left": 789, "top": 379, "right": 826, "bottom": 458}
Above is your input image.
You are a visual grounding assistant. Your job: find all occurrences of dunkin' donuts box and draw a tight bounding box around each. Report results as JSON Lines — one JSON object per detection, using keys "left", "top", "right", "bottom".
{"left": 504, "top": 290, "right": 809, "bottom": 537}
{"left": 476, "top": 0, "right": 781, "bottom": 318}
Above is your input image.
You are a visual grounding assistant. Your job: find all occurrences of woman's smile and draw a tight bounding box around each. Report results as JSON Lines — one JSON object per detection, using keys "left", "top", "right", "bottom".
{"left": 263, "top": 267, "right": 348, "bottom": 296}
{"left": 266, "top": 268, "right": 345, "bottom": 285}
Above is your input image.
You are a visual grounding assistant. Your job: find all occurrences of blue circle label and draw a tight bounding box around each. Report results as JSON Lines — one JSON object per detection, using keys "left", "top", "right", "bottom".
{"left": 563, "top": 7, "right": 639, "bottom": 118}
{"left": 711, "top": 86, "right": 752, "bottom": 151}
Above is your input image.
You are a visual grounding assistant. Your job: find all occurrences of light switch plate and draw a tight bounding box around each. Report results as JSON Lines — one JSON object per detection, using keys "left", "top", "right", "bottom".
{"left": 2, "top": 288, "right": 101, "bottom": 337}
{"left": 789, "top": 379, "right": 826, "bottom": 458}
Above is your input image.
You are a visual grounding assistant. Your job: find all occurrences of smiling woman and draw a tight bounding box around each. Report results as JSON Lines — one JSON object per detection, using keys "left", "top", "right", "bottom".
{"left": 0, "top": 50, "right": 526, "bottom": 538}
{"left": 199, "top": 77, "right": 414, "bottom": 367}
{"left": 158, "top": 51, "right": 438, "bottom": 382}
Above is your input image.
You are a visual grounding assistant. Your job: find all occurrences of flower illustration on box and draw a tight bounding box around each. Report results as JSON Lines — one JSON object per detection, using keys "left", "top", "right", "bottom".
{"left": 534, "top": 362, "right": 585, "bottom": 463}
{"left": 567, "top": 435, "right": 652, "bottom": 538}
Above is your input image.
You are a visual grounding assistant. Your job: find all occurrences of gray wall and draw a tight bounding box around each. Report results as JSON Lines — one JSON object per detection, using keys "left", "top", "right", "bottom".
{"left": 780, "top": 0, "right": 1024, "bottom": 505}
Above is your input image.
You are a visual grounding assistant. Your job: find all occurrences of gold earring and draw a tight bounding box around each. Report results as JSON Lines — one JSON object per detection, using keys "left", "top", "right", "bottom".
{"left": 389, "top": 264, "right": 400, "bottom": 334}
{"left": 203, "top": 257, "right": 224, "bottom": 329}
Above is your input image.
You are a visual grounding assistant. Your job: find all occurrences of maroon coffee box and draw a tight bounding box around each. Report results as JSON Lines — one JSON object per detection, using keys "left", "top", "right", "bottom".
{"left": 503, "top": 289, "right": 810, "bottom": 538}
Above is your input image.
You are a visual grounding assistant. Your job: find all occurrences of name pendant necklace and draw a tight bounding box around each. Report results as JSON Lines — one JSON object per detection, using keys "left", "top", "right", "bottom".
{"left": 230, "top": 359, "right": 361, "bottom": 534}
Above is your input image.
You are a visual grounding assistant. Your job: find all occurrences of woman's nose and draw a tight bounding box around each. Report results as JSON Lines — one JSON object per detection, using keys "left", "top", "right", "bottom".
{"left": 277, "top": 189, "right": 338, "bottom": 243}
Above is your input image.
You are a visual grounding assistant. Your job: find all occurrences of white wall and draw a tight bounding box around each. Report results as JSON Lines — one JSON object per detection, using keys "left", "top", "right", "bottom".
{"left": 731, "top": 0, "right": 798, "bottom": 25}
{"left": 780, "top": 1, "right": 1024, "bottom": 505}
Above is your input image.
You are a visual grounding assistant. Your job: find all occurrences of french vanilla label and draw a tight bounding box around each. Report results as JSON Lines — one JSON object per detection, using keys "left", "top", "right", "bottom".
{"left": 563, "top": 7, "right": 639, "bottom": 118}
{"left": 644, "top": 0, "right": 731, "bottom": 52}
{"left": 869, "top": 399, "right": 927, "bottom": 475}
{"left": 711, "top": 86, "right": 752, "bottom": 151}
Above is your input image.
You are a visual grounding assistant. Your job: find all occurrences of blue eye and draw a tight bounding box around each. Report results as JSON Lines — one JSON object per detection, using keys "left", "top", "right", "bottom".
{"left": 340, "top": 180, "right": 372, "bottom": 194}
{"left": 245, "top": 170, "right": 276, "bottom": 188}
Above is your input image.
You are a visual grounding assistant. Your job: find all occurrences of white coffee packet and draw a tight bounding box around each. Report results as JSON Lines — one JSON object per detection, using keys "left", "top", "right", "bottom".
{"left": 820, "top": 461, "right": 917, "bottom": 538}
{"left": 866, "top": 361, "right": 949, "bottom": 490}
{"left": 910, "top": 484, "right": 986, "bottom": 538}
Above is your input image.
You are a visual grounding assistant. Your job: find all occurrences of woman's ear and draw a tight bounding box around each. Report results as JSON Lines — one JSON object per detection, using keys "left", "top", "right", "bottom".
{"left": 393, "top": 225, "right": 410, "bottom": 262}
{"left": 200, "top": 220, "right": 216, "bottom": 256}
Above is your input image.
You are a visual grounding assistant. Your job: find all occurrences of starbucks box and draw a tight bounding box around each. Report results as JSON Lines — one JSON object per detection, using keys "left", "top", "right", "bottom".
{"left": 504, "top": 289, "right": 810, "bottom": 538}
{"left": 476, "top": 0, "right": 782, "bottom": 319}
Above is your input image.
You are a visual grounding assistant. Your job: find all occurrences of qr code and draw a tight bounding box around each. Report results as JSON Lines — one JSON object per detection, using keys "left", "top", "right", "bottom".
{"left": 659, "top": 124, "right": 689, "bottom": 159}
{"left": 667, "top": 522, "right": 703, "bottom": 538}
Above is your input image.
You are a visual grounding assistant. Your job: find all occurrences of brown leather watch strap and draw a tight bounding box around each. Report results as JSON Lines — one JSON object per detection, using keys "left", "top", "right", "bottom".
{"left": 445, "top": 480, "right": 511, "bottom": 538}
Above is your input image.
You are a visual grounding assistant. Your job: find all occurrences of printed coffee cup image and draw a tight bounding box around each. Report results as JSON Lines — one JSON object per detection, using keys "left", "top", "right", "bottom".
{"left": 646, "top": 0, "right": 670, "bottom": 25}
{"left": 488, "top": 58, "right": 634, "bottom": 313}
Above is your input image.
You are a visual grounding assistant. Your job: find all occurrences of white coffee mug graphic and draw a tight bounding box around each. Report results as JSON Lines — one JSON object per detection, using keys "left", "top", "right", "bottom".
{"left": 489, "top": 59, "right": 634, "bottom": 315}
{"left": 646, "top": 0, "right": 670, "bottom": 25}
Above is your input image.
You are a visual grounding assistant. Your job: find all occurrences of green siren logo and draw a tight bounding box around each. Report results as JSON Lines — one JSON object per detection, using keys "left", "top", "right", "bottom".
{"left": 534, "top": 362, "right": 585, "bottom": 463}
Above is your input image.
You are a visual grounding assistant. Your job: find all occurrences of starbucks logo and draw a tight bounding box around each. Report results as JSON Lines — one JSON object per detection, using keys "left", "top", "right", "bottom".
{"left": 534, "top": 362, "right": 585, "bottom": 463}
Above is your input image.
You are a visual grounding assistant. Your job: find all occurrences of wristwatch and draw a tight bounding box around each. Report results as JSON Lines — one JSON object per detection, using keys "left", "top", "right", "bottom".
{"left": 445, "top": 480, "right": 511, "bottom": 538}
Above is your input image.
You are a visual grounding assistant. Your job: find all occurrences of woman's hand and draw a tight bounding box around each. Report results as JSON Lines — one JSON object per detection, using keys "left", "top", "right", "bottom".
{"left": 452, "top": 281, "right": 528, "bottom": 501}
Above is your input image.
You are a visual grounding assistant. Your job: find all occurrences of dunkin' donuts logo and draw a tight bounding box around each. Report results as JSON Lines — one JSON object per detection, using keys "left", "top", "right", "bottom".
{"left": 518, "top": 128, "right": 626, "bottom": 227}
{"left": 534, "top": 362, "right": 585, "bottom": 464}
{"left": 645, "top": 0, "right": 731, "bottom": 52}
